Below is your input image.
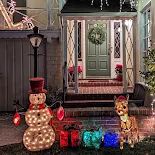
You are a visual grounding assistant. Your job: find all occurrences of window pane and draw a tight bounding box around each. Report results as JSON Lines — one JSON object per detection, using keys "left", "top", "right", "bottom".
{"left": 144, "top": 12, "right": 147, "bottom": 24}
{"left": 114, "top": 22, "right": 120, "bottom": 58}
{"left": 78, "top": 22, "right": 82, "bottom": 59}
{"left": 144, "top": 25, "right": 147, "bottom": 38}
{"left": 144, "top": 38, "right": 147, "bottom": 50}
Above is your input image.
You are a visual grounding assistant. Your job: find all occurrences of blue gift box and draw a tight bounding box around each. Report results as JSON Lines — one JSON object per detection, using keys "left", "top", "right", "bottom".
{"left": 103, "top": 131, "right": 119, "bottom": 147}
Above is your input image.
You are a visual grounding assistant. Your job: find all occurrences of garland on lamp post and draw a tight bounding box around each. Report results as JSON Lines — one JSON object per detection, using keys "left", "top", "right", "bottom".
{"left": 88, "top": 27, "right": 106, "bottom": 45}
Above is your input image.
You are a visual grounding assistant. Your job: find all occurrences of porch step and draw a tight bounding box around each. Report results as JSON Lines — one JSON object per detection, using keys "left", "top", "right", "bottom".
{"left": 65, "top": 93, "right": 133, "bottom": 101}
{"left": 63, "top": 100, "right": 114, "bottom": 108}
{"left": 69, "top": 79, "right": 124, "bottom": 87}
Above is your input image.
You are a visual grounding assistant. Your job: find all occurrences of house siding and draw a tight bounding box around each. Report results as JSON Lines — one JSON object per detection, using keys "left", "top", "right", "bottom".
{"left": 0, "top": 36, "right": 62, "bottom": 111}
{"left": 0, "top": 38, "right": 46, "bottom": 111}
{"left": 46, "top": 38, "right": 62, "bottom": 88}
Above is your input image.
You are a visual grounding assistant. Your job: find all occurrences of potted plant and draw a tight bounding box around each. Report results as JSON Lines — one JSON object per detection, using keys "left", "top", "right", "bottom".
{"left": 115, "top": 64, "right": 123, "bottom": 81}
{"left": 68, "top": 66, "right": 82, "bottom": 82}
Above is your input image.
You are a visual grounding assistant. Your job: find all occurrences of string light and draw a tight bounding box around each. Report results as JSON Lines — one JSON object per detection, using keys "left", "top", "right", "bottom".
{"left": 91, "top": 0, "right": 137, "bottom": 11}
{"left": 91, "top": 0, "right": 94, "bottom": 5}
{"left": 29, "top": 93, "right": 46, "bottom": 105}
{"left": 23, "top": 78, "right": 56, "bottom": 152}
{"left": 105, "top": 0, "right": 109, "bottom": 6}
{"left": 150, "top": 94, "right": 155, "bottom": 132}
{"left": 100, "top": 0, "right": 103, "bottom": 10}
{"left": 23, "top": 125, "right": 55, "bottom": 151}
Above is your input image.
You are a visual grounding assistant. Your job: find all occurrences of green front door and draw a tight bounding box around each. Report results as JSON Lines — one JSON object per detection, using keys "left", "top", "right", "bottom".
{"left": 86, "top": 21, "right": 110, "bottom": 77}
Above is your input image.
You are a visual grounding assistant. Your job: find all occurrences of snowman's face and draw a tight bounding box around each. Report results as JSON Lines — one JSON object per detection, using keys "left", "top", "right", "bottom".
{"left": 29, "top": 93, "right": 46, "bottom": 104}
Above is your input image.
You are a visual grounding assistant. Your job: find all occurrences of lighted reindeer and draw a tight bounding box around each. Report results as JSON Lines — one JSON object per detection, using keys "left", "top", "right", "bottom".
{"left": 114, "top": 95, "right": 139, "bottom": 149}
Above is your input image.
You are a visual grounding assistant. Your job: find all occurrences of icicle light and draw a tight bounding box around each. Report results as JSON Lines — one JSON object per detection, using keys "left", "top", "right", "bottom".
{"left": 91, "top": 0, "right": 137, "bottom": 11}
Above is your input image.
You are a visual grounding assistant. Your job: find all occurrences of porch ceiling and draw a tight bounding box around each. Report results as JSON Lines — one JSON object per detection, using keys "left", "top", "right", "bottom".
{"left": 61, "top": 0, "right": 137, "bottom": 13}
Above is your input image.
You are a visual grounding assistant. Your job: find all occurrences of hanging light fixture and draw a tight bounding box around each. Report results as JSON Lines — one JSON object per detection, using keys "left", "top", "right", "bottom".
{"left": 91, "top": 0, "right": 137, "bottom": 11}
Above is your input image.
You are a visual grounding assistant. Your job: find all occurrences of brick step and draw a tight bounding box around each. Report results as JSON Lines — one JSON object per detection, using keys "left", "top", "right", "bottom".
{"left": 63, "top": 100, "right": 114, "bottom": 108}
{"left": 65, "top": 93, "right": 133, "bottom": 101}
{"left": 63, "top": 99, "right": 142, "bottom": 108}
{"left": 69, "top": 80, "right": 123, "bottom": 87}
{"left": 63, "top": 107, "right": 152, "bottom": 117}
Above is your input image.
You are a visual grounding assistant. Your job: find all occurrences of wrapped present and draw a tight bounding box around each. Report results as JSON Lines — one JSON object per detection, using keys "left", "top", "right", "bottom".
{"left": 83, "top": 127, "right": 102, "bottom": 149}
{"left": 103, "top": 131, "right": 119, "bottom": 147}
{"left": 60, "top": 130, "right": 69, "bottom": 147}
{"left": 60, "top": 124, "right": 80, "bottom": 148}
{"left": 71, "top": 129, "right": 80, "bottom": 147}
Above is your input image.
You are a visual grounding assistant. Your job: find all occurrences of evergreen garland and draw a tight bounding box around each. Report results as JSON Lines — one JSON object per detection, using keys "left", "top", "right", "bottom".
{"left": 88, "top": 27, "right": 106, "bottom": 45}
{"left": 140, "top": 49, "right": 155, "bottom": 93}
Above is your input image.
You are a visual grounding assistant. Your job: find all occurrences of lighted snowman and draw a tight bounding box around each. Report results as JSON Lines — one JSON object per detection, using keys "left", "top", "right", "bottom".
{"left": 23, "top": 78, "right": 55, "bottom": 151}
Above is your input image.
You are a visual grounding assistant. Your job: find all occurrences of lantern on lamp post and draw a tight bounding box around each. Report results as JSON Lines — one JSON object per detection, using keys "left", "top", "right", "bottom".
{"left": 27, "top": 26, "right": 44, "bottom": 77}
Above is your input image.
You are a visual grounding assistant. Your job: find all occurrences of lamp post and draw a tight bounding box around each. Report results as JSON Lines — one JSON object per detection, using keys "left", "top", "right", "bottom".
{"left": 27, "top": 26, "right": 44, "bottom": 77}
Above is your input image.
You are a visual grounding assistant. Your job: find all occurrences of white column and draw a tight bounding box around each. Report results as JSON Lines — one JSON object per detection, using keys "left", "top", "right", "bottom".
{"left": 47, "top": 0, "right": 52, "bottom": 28}
{"left": 122, "top": 20, "right": 127, "bottom": 93}
{"left": 74, "top": 20, "right": 78, "bottom": 94}
{"left": 62, "top": 19, "right": 68, "bottom": 89}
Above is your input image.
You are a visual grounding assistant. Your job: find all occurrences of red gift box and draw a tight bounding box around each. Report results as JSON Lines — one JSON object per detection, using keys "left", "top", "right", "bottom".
{"left": 60, "top": 130, "right": 69, "bottom": 147}
{"left": 60, "top": 124, "right": 80, "bottom": 148}
{"left": 71, "top": 130, "right": 80, "bottom": 147}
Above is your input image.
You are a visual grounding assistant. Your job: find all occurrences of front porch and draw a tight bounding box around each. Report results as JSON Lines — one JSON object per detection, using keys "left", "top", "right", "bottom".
{"left": 62, "top": 17, "right": 137, "bottom": 95}
{"left": 61, "top": 0, "right": 138, "bottom": 96}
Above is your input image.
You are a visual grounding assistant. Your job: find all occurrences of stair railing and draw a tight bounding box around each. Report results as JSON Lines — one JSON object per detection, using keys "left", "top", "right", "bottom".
{"left": 62, "top": 61, "right": 67, "bottom": 105}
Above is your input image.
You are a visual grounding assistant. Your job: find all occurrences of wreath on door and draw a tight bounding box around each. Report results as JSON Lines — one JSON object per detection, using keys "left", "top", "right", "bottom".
{"left": 88, "top": 27, "right": 106, "bottom": 45}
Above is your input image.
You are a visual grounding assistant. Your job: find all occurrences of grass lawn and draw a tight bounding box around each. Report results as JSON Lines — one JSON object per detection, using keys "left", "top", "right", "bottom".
{"left": 0, "top": 140, "right": 155, "bottom": 155}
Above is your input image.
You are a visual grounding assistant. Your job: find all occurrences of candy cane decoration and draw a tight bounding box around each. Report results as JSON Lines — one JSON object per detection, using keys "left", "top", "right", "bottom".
{"left": 22, "top": 16, "right": 34, "bottom": 30}
{"left": 0, "top": 0, "right": 23, "bottom": 29}
{"left": 7, "top": 0, "right": 16, "bottom": 14}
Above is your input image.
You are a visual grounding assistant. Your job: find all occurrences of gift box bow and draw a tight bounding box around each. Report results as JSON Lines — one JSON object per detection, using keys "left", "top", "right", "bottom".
{"left": 63, "top": 124, "right": 80, "bottom": 131}
{"left": 84, "top": 126, "right": 101, "bottom": 132}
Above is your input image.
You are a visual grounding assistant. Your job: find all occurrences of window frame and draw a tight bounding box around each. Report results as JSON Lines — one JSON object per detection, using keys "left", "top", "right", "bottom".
{"left": 78, "top": 21, "right": 82, "bottom": 60}
{"left": 141, "top": 5, "right": 152, "bottom": 72}
{"left": 143, "top": 8, "right": 151, "bottom": 51}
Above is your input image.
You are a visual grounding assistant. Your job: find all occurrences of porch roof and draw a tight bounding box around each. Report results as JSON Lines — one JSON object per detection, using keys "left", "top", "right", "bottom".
{"left": 61, "top": 0, "right": 137, "bottom": 14}
{"left": 0, "top": 30, "right": 61, "bottom": 39}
